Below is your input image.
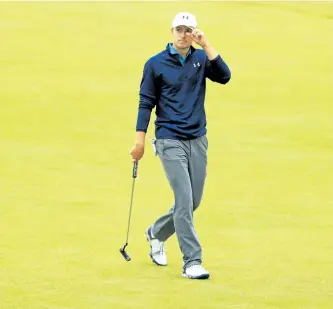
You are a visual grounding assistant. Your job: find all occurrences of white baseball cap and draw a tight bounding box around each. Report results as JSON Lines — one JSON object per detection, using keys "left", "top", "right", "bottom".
{"left": 172, "top": 12, "right": 198, "bottom": 29}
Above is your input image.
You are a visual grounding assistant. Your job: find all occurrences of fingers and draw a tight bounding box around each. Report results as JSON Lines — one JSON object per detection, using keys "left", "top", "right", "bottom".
{"left": 129, "top": 145, "right": 144, "bottom": 162}
{"left": 130, "top": 151, "right": 140, "bottom": 161}
{"left": 130, "top": 154, "right": 140, "bottom": 162}
{"left": 191, "top": 29, "right": 204, "bottom": 39}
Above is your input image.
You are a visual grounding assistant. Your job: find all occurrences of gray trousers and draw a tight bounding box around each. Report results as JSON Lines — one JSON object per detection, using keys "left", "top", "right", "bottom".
{"left": 151, "top": 134, "right": 208, "bottom": 268}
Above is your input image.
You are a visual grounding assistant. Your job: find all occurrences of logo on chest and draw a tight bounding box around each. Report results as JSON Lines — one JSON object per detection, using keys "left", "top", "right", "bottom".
{"left": 193, "top": 62, "right": 201, "bottom": 68}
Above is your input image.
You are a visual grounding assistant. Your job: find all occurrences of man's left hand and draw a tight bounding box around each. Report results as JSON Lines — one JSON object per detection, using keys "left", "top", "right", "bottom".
{"left": 187, "top": 28, "right": 209, "bottom": 48}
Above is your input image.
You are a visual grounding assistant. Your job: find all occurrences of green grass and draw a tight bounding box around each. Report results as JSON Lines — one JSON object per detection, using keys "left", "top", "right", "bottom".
{"left": 1, "top": 1, "right": 332, "bottom": 309}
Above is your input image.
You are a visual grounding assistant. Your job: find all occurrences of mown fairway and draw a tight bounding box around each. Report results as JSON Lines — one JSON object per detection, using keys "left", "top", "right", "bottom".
{"left": 1, "top": 1, "right": 332, "bottom": 308}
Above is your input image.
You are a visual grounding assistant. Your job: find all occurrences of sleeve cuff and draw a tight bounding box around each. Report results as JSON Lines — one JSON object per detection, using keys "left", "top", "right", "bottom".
{"left": 210, "top": 54, "right": 221, "bottom": 62}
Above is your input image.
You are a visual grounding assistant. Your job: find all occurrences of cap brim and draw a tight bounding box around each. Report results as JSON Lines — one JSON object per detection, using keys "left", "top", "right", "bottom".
{"left": 172, "top": 23, "right": 196, "bottom": 28}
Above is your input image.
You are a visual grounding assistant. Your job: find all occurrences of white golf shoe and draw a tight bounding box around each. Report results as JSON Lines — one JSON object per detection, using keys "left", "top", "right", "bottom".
{"left": 182, "top": 264, "right": 210, "bottom": 279}
{"left": 145, "top": 227, "right": 167, "bottom": 266}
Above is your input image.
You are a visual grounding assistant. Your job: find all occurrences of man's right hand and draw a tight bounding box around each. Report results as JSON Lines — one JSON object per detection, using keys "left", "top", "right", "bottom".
{"left": 130, "top": 142, "right": 145, "bottom": 162}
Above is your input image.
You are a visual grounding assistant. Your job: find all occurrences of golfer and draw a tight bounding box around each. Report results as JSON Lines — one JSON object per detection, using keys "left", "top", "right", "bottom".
{"left": 130, "top": 12, "right": 231, "bottom": 279}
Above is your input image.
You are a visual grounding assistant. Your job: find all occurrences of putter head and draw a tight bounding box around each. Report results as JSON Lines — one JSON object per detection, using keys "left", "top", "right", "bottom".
{"left": 120, "top": 245, "right": 131, "bottom": 262}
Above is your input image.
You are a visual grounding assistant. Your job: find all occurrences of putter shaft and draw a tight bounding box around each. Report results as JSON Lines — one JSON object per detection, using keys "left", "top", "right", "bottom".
{"left": 119, "top": 162, "right": 138, "bottom": 262}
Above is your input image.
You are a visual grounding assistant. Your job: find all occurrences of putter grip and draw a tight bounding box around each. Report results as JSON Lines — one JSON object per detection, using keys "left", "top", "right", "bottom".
{"left": 132, "top": 161, "right": 138, "bottom": 178}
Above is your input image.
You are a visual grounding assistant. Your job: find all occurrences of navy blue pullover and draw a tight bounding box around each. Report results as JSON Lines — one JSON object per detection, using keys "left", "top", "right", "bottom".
{"left": 136, "top": 44, "right": 231, "bottom": 140}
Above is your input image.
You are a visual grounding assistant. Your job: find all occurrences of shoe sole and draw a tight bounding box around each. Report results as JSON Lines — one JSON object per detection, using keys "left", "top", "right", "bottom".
{"left": 182, "top": 273, "right": 210, "bottom": 280}
{"left": 145, "top": 231, "right": 167, "bottom": 267}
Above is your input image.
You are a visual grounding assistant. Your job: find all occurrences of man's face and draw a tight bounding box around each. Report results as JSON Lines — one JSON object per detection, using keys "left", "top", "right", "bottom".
{"left": 171, "top": 25, "right": 193, "bottom": 49}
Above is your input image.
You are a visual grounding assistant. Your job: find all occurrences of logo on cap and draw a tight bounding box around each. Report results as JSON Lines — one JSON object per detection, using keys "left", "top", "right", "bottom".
{"left": 172, "top": 12, "right": 198, "bottom": 28}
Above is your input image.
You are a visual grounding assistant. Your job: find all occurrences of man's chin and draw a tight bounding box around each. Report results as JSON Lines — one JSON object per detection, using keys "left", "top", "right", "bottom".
{"left": 176, "top": 42, "right": 191, "bottom": 49}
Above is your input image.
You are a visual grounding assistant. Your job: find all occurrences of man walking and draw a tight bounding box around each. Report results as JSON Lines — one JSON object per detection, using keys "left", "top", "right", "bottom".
{"left": 130, "top": 12, "right": 231, "bottom": 279}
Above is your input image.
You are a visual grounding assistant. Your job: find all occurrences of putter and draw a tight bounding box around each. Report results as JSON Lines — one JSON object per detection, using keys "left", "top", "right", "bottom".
{"left": 120, "top": 161, "right": 138, "bottom": 262}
